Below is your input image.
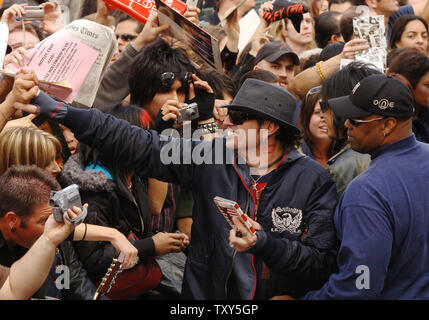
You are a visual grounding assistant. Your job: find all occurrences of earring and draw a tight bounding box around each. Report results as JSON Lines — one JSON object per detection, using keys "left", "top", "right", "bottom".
{"left": 11, "top": 225, "right": 15, "bottom": 232}
{"left": 383, "top": 132, "right": 387, "bottom": 137}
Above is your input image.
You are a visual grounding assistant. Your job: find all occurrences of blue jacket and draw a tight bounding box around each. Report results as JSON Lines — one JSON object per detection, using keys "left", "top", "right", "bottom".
{"left": 304, "top": 135, "right": 429, "bottom": 299}
{"left": 37, "top": 97, "right": 339, "bottom": 300}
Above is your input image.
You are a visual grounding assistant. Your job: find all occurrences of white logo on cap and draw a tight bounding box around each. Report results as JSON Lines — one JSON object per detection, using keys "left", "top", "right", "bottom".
{"left": 352, "top": 82, "right": 361, "bottom": 94}
{"left": 373, "top": 99, "right": 394, "bottom": 110}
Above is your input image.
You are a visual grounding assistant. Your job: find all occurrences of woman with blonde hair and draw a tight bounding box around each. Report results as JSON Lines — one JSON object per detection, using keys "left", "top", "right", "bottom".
{"left": 0, "top": 127, "right": 62, "bottom": 179}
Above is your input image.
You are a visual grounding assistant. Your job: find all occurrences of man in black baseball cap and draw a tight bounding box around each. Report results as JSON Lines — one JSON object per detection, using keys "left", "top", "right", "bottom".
{"left": 253, "top": 40, "right": 300, "bottom": 89}
{"left": 327, "top": 74, "right": 415, "bottom": 154}
{"left": 299, "top": 73, "right": 429, "bottom": 299}
{"left": 230, "top": 74, "right": 429, "bottom": 299}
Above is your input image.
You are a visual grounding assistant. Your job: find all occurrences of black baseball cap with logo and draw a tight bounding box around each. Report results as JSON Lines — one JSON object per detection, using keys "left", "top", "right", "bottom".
{"left": 327, "top": 74, "right": 415, "bottom": 119}
{"left": 255, "top": 40, "right": 300, "bottom": 66}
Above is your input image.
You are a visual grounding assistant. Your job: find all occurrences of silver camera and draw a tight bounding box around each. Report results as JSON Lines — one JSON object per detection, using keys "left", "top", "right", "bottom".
{"left": 177, "top": 102, "right": 199, "bottom": 123}
{"left": 50, "top": 184, "right": 86, "bottom": 225}
{"left": 20, "top": 6, "right": 44, "bottom": 21}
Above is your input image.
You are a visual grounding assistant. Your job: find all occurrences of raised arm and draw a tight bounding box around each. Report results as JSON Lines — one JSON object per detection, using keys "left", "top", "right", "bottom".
{"left": 15, "top": 78, "right": 197, "bottom": 187}
{"left": 288, "top": 38, "right": 369, "bottom": 100}
{"left": 92, "top": 14, "right": 169, "bottom": 110}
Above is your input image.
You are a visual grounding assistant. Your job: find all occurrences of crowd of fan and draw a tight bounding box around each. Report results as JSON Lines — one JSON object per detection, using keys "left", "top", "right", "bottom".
{"left": 0, "top": 0, "right": 428, "bottom": 300}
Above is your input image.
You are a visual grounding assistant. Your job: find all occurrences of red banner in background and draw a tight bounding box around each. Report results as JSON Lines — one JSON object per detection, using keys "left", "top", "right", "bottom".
{"left": 103, "top": 0, "right": 187, "bottom": 24}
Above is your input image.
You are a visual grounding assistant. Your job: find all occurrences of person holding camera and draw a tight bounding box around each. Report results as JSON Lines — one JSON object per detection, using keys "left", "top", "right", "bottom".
{"left": 0, "top": 174, "right": 77, "bottom": 300}
{"left": 0, "top": 164, "right": 139, "bottom": 300}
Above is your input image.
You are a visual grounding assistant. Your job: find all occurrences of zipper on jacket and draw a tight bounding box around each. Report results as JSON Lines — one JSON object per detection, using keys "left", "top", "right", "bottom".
{"left": 224, "top": 193, "right": 251, "bottom": 299}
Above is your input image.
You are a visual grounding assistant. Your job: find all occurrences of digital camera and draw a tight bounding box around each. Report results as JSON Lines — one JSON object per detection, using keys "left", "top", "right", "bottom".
{"left": 50, "top": 184, "right": 83, "bottom": 223}
{"left": 177, "top": 102, "right": 199, "bottom": 123}
{"left": 20, "top": 6, "right": 44, "bottom": 21}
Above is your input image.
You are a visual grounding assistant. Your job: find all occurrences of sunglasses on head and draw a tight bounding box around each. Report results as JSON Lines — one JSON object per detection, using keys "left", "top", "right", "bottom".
{"left": 228, "top": 110, "right": 264, "bottom": 125}
{"left": 304, "top": 86, "right": 321, "bottom": 106}
{"left": 347, "top": 117, "right": 385, "bottom": 127}
{"left": 160, "top": 72, "right": 193, "bottom": 88}
{"left": 116, "top": 33, "right": 138, "bottom": 42}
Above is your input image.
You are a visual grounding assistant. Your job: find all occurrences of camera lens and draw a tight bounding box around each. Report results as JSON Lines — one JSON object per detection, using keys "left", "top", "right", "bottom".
{"left": 186, "top": 109, "right": 196, "bottom": 117}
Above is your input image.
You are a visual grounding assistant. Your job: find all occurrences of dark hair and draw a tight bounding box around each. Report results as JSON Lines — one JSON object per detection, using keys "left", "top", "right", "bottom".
{"left": 129, "top": 38, "right": 197, "bottom": 107}
{"left": 386, "top": 47, "right": 409, "bottom": 67}
{"left": 0, "top": 165, "right": 60, "bottom": 219}
{"left": 199, "top": 69, "right": 236, "bottom": 99}
{"left": 80, "top": 104, "right": 144, "bottom": 188}
{"left": 302, "top": 53, "right": 321, "bottom": 70}
{"left": 321, "top": 61, "right": 382, "bottom": 141}
{"left": 315, "top": 11, "right": 342, "bottom": 48}
{"left": 389, "top": 15, "right": 428, "bottom": 49}
{"left": 340, "top": 6, "right": 360, "bottom": 42}
{"left": 350, "top": 0, "right": 366, "bottom": 5}
{"left": 321, "top": 61, "right": 382, "bottom": 100}
{"left": 388, "top": 47, "right": 429, "bottom": 88}
{"left": 238, "top": 70, "right": 280, "bottom": 89}
{"left": 319, "top": 42, "right": 345, "bottom": 61}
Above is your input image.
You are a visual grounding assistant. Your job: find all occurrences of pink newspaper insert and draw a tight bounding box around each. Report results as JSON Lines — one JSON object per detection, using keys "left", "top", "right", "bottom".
{"left": 8, "top": 30, "right": 99, "bottom": 103}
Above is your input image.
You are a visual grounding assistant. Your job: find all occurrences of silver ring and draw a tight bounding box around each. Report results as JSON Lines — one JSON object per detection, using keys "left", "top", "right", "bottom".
{"left": 134, "top": 256, "right": 139, "bottom": 265}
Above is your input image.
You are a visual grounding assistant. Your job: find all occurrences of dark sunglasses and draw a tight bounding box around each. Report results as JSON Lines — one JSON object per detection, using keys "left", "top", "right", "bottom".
{"left": 115, "top": 33, "right": 137, "bottom": 42}
{"left": 160, "top": 72, "right": 193, "bottom": 88}
{"left": 228, "top": 110, "right": 264, "bottom": 125}
{"left": 347, "top": 117, "right": 385, "bottom": 127}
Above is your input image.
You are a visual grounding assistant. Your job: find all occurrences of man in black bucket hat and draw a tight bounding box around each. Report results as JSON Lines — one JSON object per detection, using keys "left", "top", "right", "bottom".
{"left": 232, "top": 74, "right": 429, "bottom": 299}
{"left": 13, "top": 74, "right": 339, "bottom": 300}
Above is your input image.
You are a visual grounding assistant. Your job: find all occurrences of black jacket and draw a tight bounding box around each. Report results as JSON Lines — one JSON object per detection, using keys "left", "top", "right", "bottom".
{"left": 61, "top": 154, "right": 154, "bottom": 277}
{"left": 57, "top": 107, "right": 339, "bottom": 300}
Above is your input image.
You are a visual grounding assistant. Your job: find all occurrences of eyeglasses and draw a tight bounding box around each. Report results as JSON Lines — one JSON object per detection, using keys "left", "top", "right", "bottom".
{"left": 228, "top": 110, "right": 264, "bottom": 125}
{"left": 347, "top": 117, "right": 385, "bottom": 126}
{"left": 115, "top": 33, "right": 137, "bottom": 42}
{"left": 160, "top": 72, "right": 193, "bottom": 88}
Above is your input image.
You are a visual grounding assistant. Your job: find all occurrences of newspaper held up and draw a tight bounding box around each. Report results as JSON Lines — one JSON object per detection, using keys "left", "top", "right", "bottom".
{"left": 352, "top": 15, "right": 386, "bottom": 72}
{"left": 63, "top": 19, "right": 117, "bottom": 107}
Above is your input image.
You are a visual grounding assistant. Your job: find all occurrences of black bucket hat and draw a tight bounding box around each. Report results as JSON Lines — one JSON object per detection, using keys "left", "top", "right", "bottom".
{"left": 221, "top": 78, "right": 300, "bottom": 134}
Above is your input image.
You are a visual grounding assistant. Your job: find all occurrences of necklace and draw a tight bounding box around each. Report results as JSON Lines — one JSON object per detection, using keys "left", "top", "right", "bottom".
{"left": 249, "top": 153, "right": 285, "bottom": 187}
